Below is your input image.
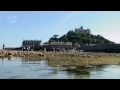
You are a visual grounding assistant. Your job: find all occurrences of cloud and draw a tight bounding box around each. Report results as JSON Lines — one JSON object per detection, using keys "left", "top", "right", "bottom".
{"left": 10, "top": 19, "right": 16, "bottom": 24}
{"left": 6, "top": 15, "right": 18, "bottom": 24}
{"left": 54, "top": 11, "right": 79, "bottom": 32}
{"left": 50, "top": 11, "right": 79, "bottom": 37}
{"left": 60, "top": 11, "right": 79, "bottom": 25}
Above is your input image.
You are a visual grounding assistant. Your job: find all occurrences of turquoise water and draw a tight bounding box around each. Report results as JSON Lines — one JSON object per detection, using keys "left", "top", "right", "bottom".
{"left": 0, "top": 57, "right": 120, "bottom": 79}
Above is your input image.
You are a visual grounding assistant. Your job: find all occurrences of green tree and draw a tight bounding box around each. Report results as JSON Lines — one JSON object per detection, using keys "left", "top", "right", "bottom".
{"left": 48, "top": 34, "right": 59, "bottom": 43}
{"left": 59, "top": 34, "right": 68, "bottom": 42}
{"left": 47, "top": 27, "right": 115, "bottom": 46}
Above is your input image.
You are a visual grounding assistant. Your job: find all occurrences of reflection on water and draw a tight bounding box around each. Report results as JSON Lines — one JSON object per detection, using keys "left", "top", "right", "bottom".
{"left": 0, "top": 57, "right": 120, "bottom": 79}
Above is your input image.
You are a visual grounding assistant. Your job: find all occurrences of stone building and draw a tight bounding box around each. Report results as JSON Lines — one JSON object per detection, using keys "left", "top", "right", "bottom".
{"left": 22, "top": 39, "right": 43, "bottom": 51}
{"left": 22, "top": 40, "right": 72, "bottom": 51}
{"left": 75, "top": 26, "right": 91, "bottom": 33}
{"left": 42, "top": 41, "right": 72, "bottom": 51}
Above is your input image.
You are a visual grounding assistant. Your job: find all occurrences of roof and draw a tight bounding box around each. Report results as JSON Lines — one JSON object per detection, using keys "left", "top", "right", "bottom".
{"left": 50, "top": 42, "right": 72, "bottom": 45}
{"left": 23, "top": 40, "right": 41, "bottom": 42}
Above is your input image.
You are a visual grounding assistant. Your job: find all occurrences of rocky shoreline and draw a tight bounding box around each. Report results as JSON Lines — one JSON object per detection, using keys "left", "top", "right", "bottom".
{"left": 0, "top": 50, "right": 120, "bottom": 70}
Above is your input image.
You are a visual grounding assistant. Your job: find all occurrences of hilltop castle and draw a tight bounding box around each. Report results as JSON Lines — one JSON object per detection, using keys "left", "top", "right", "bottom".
{"left": 75, "top": 26, "right": 91, "bottom": 33}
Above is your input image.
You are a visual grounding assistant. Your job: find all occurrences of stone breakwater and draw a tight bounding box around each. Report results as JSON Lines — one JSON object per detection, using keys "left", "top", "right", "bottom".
{"left": 82, "top": 44, "right": 120, "bottom": 53}
{"left": 0, "top": 50, "right": 120, "bottom": 70}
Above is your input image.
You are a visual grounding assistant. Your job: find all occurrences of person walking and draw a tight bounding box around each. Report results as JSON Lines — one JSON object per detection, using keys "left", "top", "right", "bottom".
{"left": 2, "top": 43, "right": 5, "bottom": 51}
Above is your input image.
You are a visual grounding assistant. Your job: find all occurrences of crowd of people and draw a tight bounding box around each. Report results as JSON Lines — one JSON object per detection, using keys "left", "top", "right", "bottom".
{"left": 1, "top": 43, "right": 68, "bottom": 52}
{"left": 22, "top": 46, "right": 32, "bottom": 51}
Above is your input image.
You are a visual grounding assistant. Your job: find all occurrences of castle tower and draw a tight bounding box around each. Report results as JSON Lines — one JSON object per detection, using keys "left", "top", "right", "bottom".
{"left": 80, "top": 26, "right": 83, "bottom": 30}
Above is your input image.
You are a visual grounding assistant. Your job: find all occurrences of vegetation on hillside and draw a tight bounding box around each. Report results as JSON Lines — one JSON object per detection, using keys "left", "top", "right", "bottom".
{"left": 45, "top": 27, "right": 115, "bottom": 47}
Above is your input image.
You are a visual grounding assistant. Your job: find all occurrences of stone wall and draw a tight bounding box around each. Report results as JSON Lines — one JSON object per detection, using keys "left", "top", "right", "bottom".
{"left": 5, "top": 47, "right": 22, "bottom": 50}
{"left": 42, "top": 44, "right": 72, "bottom": 51}
{"left": 82, "top": 44, "right": 120, "bottom": 53}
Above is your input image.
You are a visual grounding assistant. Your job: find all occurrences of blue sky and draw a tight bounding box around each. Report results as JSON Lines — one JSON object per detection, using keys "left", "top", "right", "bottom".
{"left": 0, "top": 11, "right": 120, "bottom": 48}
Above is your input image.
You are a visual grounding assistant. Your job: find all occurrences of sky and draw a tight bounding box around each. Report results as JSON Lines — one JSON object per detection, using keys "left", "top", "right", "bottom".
{"left": 0, "top": 11, "right": 120, "bottom": 48}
